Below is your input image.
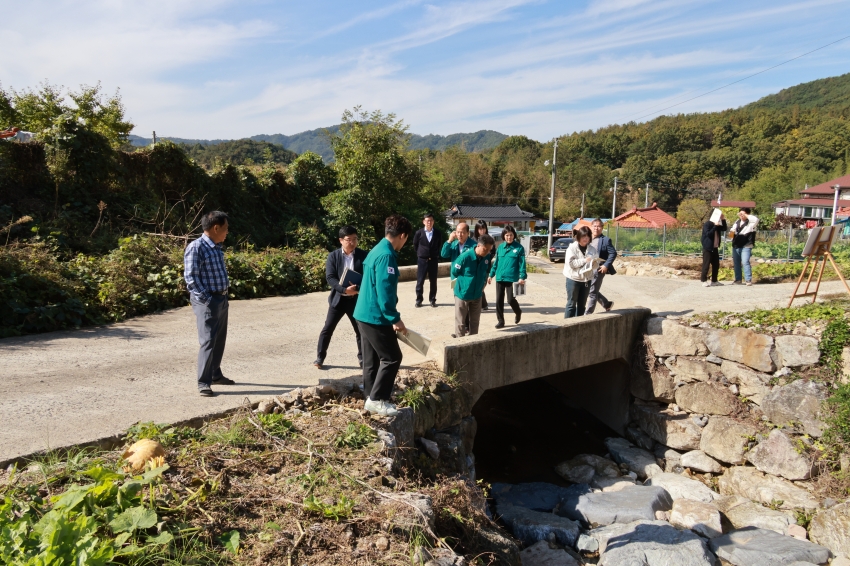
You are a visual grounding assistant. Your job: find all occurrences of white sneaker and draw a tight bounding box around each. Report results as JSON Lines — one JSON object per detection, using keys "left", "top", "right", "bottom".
{"left": 702, "top": 281, "right": 711, "bottom": 287}
{"left": 745, "top": 281, "right": 753, "bottom": 286}
{"left": 364, "top": 398, "right": 399, "bottom": 417}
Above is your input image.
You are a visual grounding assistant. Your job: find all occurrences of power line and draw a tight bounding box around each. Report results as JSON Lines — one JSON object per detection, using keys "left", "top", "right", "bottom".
{"left": 630, "top": 34, "right": 850, "bottom": 123}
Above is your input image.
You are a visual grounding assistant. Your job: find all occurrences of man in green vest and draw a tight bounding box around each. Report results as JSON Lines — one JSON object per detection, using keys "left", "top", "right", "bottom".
{"left": 450, "top": 234, "right": 495, "bottom": 338}
{"left": 441, "top": 222, "right": 476, "bottom": 263}
{"left": 353, "top": 214, "right": 413, "bottom": 417}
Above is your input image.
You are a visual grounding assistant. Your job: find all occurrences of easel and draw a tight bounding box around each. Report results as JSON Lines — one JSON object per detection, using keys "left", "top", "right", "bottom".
{"left": 788, "top": 225, "right": 850, "bottom": 306}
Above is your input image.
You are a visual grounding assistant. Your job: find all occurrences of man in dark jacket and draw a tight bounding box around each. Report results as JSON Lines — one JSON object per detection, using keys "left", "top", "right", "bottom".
{"left": 586, "top": 218, "right": 617, "bottom": 314}
{"left": 701, "top": 213, "right": 727, "bottom": 287}
{"left": 412, "top": 213, "right": 443, "bottom": 307}
{"left": 314, "top": 226, "right": 368, "bottom": 369}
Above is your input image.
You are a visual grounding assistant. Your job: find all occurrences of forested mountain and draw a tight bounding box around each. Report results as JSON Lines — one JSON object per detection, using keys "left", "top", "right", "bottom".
{"left": 131, "top": 127, "right": 507, "bottom": 163}
{"left": 420, "top": 72, "right": 850, "bottom": 224}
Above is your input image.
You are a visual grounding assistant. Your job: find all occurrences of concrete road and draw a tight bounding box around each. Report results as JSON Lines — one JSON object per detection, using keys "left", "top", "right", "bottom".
{"left": 2, "top": 257, "right": 847, "bottom": 464}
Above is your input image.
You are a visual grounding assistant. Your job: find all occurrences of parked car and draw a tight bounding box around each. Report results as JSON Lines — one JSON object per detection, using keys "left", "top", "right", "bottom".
{"left": 548, "top": 237, "right": 573, "bottom": 262}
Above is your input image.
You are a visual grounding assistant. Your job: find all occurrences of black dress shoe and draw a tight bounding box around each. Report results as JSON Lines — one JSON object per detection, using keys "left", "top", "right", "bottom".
{"left": 451, "top": 334, "right": 457, "bottom": 338}
{"left": 415, "top": 301, "right": 423, "bottom": 308}
{"left": 430, "top": 300, "right": 437, "bottom": 308}
{"left": 358, "top": 360, "right": 363, "bottom": 368}
{"left": 212, "top": 375, "right": 235, "bottom": 385}
{"left": 515, "top": 311, "right": 522, "bottom": 324}
{"left": 313, "top": 359, "right": 323, "bottom": 369}
{"left": 495, "top": 322, "right": 505, "bottom": 329}
{"left": 198, "top": 385, "right": 215, "bottom": 397}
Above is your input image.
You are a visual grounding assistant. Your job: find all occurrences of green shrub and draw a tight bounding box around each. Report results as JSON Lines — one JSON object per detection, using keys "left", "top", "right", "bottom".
{"left": 0, "top": 237, "right": 328, "bottom": 337}
{"left": 820, "top": 318, "right": 850, "bottom": 375}
{"left": 823, "top": 383, "right": 850, "bottom": 451}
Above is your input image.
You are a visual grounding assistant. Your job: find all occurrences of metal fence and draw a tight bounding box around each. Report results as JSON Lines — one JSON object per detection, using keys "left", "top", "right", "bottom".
{"left": 605, "top": 225, "right": 850, "bottom": 261}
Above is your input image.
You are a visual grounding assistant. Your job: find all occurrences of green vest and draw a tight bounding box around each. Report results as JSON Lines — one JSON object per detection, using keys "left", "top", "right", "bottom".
{"left": 353, "top": 238, "right": 401, "bottom": 325}
{"left": 490, "top": 241, "right": 527, "bottom": 282}
{"left": 440, "top": 237, "right": 476, "bottom": 263}
{"left": 451, "top": 248, "right": 491, "bottom": 301}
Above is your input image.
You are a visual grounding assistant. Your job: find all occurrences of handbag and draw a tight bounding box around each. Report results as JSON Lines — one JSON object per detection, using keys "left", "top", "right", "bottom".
{"left": 513, "top": 282, "right": 526, "bottom": 296}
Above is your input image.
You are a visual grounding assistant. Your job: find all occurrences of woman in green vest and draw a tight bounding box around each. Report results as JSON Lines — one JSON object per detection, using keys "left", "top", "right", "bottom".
{"left": 488, "top": 225, "right": 526, "bottom": 328}
{"left": 353, "top": 214, "right": 413, "bottom": 417}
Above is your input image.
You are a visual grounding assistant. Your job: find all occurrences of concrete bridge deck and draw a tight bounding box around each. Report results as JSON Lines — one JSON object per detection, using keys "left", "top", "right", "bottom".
{"left": 2, "top": 259, "right": 846, "bottom": 466}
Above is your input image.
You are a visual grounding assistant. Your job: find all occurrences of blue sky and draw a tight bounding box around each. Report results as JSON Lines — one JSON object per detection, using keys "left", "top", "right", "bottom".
{"left": 2, "top": 0, "right": 850, "bottom": 141}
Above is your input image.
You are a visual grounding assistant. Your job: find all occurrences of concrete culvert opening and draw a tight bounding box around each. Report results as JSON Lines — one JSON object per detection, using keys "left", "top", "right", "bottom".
{"left": 471, "top": 368, "right": 622, "bottom": 487}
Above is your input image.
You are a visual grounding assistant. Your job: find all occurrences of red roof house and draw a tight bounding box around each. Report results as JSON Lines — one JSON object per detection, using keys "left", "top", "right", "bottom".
{"left": 613, "top": 203, "right": 678, "bottom": 228}
{"left": 773, "top": 174, "right": 850, "bottom": 222}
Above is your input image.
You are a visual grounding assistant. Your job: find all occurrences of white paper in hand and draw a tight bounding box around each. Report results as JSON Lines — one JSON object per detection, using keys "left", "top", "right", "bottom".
{"left": 709, "top": 208, "right": 722, "bottom": 224}
{"left": 396, "top": 328, "right": 431, "bottom": 356}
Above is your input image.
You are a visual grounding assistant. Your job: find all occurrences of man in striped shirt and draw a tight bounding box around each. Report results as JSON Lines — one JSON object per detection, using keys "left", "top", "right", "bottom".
{"left": 184, "top": 211, "right": 235, "bottom": 396}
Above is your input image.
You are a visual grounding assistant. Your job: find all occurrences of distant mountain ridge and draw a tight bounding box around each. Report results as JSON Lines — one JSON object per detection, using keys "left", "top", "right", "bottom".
{"left": 129, "top": 127, "right": 508, "bottom": 162}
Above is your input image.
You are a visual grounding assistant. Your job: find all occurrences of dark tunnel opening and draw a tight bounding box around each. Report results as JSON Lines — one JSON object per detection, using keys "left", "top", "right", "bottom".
{"left": 471, "top": 377, "right": 620, "bottom": 486}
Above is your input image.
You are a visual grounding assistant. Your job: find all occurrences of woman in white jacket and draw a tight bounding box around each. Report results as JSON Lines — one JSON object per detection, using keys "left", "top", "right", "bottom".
{"left": 563, "top": 226, "right": 599, "bottom": 318}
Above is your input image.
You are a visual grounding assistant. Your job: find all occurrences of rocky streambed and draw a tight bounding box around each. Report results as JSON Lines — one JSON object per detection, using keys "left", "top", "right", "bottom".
{"left": 466, "top": 314, "right": 850, "bottom": 566}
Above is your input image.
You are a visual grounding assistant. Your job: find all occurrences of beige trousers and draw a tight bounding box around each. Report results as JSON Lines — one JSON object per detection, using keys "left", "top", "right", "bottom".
{"left": 454, "top": 296, "right": 482, "bottom": 336}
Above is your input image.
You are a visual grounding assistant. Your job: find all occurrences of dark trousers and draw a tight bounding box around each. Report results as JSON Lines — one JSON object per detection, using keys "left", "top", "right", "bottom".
{"left": 316, "top": 298, "right": 362, "bottom": 363}
{"left": 480, "top": 290, "right": 489, "bottom": 309}
{"left": 357, "top": 321, "right": 403, "bottom": 402}
{"left": 495, "top": 281, "right": 520, "bottom": 324}
{"left": 415, "top": 257, "right": 439, "bottom": 303}
{"left": 191, "top": 295, "right": 228, "bottom": 388}
{"left": 701, "top": 248, "right": 720, "bottom": 282}
{"left": 586, "top": 271, "right": 611, "bottom": 314}
{"left": 565, "top": 278, "right": 590, "bottom": 318}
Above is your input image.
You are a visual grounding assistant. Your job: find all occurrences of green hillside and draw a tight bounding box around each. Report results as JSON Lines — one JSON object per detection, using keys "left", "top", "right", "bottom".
{"left": 747, "top": 72, "right": 850, "bottom": 112}
{"left": 180, "top": 139, "right": 297, "bottom": 168}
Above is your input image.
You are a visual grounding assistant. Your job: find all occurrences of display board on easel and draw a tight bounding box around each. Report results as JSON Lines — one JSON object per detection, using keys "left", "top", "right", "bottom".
{"left": 788, "top": 225, "right": 850, "bottom": 306}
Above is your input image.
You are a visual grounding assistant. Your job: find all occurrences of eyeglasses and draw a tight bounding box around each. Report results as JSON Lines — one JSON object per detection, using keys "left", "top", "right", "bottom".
{"left": 342, "top": 237, "right": 359, "bottom": 243}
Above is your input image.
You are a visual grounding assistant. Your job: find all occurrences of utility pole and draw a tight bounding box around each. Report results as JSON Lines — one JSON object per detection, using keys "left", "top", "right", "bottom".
{"left": 645, "top": 183, "right": 649, "bottom": 208}
{"left": 580, "top": 193, "right": 585, "bottom": 218}
{"left": 152, "top": 131, "right": 157, "bottom": 146}
{"left": 832, "top": 184, "right": 840, "bottom": 226}
{"left": 546, "top": 140, "right": 558, "bottom": 251}
{"left": 611, "top": 177, "right": 618, "bottom": 220}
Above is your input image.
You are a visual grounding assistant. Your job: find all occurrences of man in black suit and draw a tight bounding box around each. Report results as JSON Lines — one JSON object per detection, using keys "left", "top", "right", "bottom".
{"left": 314, "top": 226, "right": 368, "bottom": 369}
{"left": 586, "top": 218, "right": 617, "bottom": 314}
{"left": 412, "top": 213, "right": 443, "bottom": 308}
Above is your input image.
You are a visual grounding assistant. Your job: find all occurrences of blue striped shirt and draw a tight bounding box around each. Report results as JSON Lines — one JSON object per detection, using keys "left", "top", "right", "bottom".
{"left": 184, "top": 234, "right": 229, "bottom": 304}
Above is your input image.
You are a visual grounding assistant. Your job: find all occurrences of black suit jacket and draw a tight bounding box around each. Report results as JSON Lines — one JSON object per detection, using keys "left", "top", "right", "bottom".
{"left": 701, "top": 219, "right": 727, "bottom": 251}
{"left": 593, "top": 235, "right": 618, "bottom": 275}
{"left": 412, "top": 228, "right": 443, "bottom": 260}
{"left": 326, "top": 247, "right": 368, "bottom": 307}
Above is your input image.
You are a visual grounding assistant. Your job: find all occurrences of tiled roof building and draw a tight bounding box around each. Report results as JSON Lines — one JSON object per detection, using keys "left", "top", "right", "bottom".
{"left": 612, "top": 203, "right": 678, "bottom": 228}
{"left": 444, "top": 204, "right": 541, "bottom": 231}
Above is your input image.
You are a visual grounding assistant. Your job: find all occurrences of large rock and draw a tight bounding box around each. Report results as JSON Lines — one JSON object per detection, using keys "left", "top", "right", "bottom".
{"left": 631, "top": 365, "right": 677, "bottom": 403}
{"left": 710, "top": 527, "right": 830, "bottom": 566}
{"left": 705, "top": 327, "right": 777, "bottom": 372}
{"left": 680, "top": 450, "right": 723, "bottom": 474}
{"left": 675, "top": 382, "right": 742, "bottom": 416}
{"left": 671, "top": 357, "right": 722, "bottom": 382}
{"left": 591, "top": 476, "right": 636, "bottom": 492}
{"left": 718, "top": 467, "right": 820, "bottom": 511}
{"left": 645, "top": 472, "right": 719, "bottom": 503}
{"left": 560, "top": 485, "right": 673, "bottom": 527}
{"left": 554, "top": 454, "right": 620, "bottom": 484}
{"left": 495, "top": 503, "right": 580, "bottom": 547}
{"left": 655, "top": 445, "right": 683, "bottom": 472}
{"left": 842, "top": 346, "right": 850, "bottom": 384}
{"left": 670, "top": 498, "right": 723, "bottom": 538}
{"left": 747, "top": 428, "right": 814, "bottom": 480}
{"left": 719, "top": 498, "right": 798, "bottom": 535}
{"left": 809, "top": 501, "right": 850, "bottom": 559}
{"left": 721, "top": 360, "right": 773, "bottom": 406}
{"left": 604, "top": 437, "right": 663, "bottom": 479}
{"left": 490, "top": 482, "right": 588, "bottom": 513}
{"left": 519, "top": 541, "right": 579, "bottom": 566}
{"left": 589, "top": 520, "right": 715, "bottom": 566}
{"left": 699, "top": 416, "right": 760, "bottom": 465}
{"left": 645, "top": 318, "right": 708, "bottom": 357}
{"left": 762, "top": 380, "right": 828, "bottom": 437}
{"left": 775, "top": 335, "right": 821, "bottom": 368}
{"left": 630, "top": 404, "right": 702, "bottom": 451}
{"left": 625, "top": 425, "right": 656, "bottom": 451}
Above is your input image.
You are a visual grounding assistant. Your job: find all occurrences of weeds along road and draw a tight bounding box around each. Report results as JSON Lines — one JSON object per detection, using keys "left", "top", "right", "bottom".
{"left": 1, "top": 263, "right": 847, "bottom": 465}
